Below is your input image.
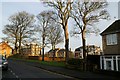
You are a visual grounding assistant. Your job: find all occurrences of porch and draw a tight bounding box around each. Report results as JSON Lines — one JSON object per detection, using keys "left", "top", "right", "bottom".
{"left": 100, "top": 55, "right": 120, "bottom": 71}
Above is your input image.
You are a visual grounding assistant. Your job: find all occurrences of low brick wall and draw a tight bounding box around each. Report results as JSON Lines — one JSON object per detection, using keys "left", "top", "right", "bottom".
{"left": 28, "top": 56, "right": 39, "bottom": 60}
{"left": 28, "top": 56, "right": 65, "bottom": 61}
{"left": 39, "top": 57, "right": 65, "bottom": 61}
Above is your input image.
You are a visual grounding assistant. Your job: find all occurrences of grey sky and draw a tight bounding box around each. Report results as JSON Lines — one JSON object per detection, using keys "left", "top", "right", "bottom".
{"left": 0, "top": 0, "right": 120, "bottom": 52}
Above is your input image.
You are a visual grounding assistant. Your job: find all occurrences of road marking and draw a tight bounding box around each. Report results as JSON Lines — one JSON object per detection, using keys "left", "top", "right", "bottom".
{"left": 12, "top": 72, "right": 15, "bottom": 75}
{"left": 8, "top": 68, "right": 21, "bottom": 79}
{"left": 16, "top": 75, "right": 19, "bottom": 78}
{"left": 10, "top": 70, "right": 13, "bottom": 73}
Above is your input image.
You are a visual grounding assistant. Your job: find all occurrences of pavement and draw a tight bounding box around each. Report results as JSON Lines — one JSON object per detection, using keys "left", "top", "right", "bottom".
{"left": 22, "top": 59, "right": 119, "bottom": 80}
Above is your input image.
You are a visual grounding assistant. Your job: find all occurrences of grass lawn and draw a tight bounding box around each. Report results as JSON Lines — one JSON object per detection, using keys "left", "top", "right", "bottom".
{"left": 9, "top": 57, "right": 66, "bottom": 67}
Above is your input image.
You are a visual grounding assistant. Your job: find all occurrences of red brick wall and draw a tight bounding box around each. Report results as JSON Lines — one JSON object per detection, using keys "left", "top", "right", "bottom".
{"left": 28, "top": 56, "right": 65, "bottom": 61}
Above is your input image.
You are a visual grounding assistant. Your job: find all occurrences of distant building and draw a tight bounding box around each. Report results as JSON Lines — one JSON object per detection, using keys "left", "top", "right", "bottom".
{"left": 74, "top": 45, "right": 102, "bottom": 59}
{"left": 0, "top": 41, "right": 13, "bottom": 57}
{"left": 100, "top": 19, "right": 120, "bottom": 71}
{"left": 20, "top": 43, "right": 41, "bottom": 56}
{"left": 48, "top": 48, "right": 74, "bottom": 58}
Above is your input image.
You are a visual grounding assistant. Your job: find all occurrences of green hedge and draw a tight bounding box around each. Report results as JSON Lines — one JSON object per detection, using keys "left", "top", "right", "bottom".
{"left": 66, "top": 58, "right": 98, "bottom": 71}
{"left": 67, "top": 58, "right": 84, "bottom": 66}
{"left": 9, "top": 54, "right": 27, "bottom": 59}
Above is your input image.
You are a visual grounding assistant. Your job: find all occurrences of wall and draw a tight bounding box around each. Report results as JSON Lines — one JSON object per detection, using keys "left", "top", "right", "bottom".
{"left": 28, "top": 56, "right": 65, "bottom": 61}
{"left": 0, "top": 42, "right": 12, "bottom": 57}
{"left": 102, "top": 33, "right": 120, "bottom": 55}
{"left": 118, "top": 33, "right": 120, "bottom": 54}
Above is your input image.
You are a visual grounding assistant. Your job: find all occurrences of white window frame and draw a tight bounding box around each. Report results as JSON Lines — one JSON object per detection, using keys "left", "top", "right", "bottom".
{"left": 104, "top": 59, "right": 114, "bottom": 70}
{"left": 106, "top": 34, "right": 117, "bottom": 45}
{"left": 100, "top": 56, "right": 120, "bottom": 71}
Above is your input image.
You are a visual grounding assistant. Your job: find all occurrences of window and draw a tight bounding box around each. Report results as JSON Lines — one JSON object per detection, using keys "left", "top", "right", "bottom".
{"left": 106, "top": 34, "right": 117, "bottom": 45}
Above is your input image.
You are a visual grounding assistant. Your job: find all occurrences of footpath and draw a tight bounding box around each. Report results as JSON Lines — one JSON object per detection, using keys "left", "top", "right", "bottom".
{"left": 21, "top": 59, "right": 119, "bottom": 80}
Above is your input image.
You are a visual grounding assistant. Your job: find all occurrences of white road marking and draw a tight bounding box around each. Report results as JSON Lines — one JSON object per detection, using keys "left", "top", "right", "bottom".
{"left": 10, "top": 70, "right": 12, "bottom": 73}
{"left": 8, "top": 68, "right": 21, "bottom": 79}
{"left": 16, "top": 75, "right": 19, "bottom": 78}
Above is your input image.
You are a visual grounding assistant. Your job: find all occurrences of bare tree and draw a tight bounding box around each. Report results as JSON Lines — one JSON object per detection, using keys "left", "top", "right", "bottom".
{"left": 37, "top": 10, "right": 55, "bottom": 61}
{"left": 44, "top": 0, "right": 72, "bottom": 62}
{"left": 47, "top": 24, "right": 63, "bottom": 50}
{"left": 71, "top": 0, "right": 109, "bottom": 71}
{"left": 47, "top": 22, "right": 64, "bottom": 60}
{"left": 2, "top": 11, "right": 35, "bottom": 54}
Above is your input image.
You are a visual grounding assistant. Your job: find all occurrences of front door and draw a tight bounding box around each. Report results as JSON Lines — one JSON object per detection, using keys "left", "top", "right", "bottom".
{"left": 104, "top": 59, "right": 113, "bottom": 70}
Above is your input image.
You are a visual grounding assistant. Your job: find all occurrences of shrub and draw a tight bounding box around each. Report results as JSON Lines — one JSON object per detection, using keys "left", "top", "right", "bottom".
{"left": 9, "top": 53, "right": 27, "bottom": 59}
{"left": 67, "top": 58, "right": 84, "bottom": 66}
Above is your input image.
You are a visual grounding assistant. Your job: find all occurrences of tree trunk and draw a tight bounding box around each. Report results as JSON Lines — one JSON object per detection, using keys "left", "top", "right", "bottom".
{"left": 15, "top": 45, "right": 18, "bottom": 54}
{"left": 42, "top": 37, "right": 45, "bottom": 61}
{"left": 63, "top": 24, "right": 69, "bottom": 63}
{"left": 52, "top": 44, "right": 55, "bottom": 61}
{"left": 82, "top": 31, "right": 86, "bottom": 60}
{"left": 15, "top": 38, "right": 18, "bottom": 54}
{"left": 82, "top": 30, "right": 87, "bottom": 71}
{"left": 19, "top": 38, "right": 22, "bottom": 54}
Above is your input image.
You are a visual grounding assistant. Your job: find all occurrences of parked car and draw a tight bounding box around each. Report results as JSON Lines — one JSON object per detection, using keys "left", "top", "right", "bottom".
{"left": 0, "top": 55, "right": 8, "bottom": 71}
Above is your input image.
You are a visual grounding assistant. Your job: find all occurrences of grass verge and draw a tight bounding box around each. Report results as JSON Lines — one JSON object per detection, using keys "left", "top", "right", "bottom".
{"left": 9, "top": 57, "right": 66, "bottom": 67}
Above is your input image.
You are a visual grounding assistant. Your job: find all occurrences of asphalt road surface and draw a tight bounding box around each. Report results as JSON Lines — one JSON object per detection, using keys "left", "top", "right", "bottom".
{"left": 2, "top": 59, "right": 75, "bottom": 80}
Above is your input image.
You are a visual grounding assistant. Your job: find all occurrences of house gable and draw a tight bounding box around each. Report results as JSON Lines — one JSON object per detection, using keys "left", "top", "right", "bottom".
{"left": 101, "top": 20, "right": 120, "bottom": 35}
{"left": 101, "top": 20, "right": 120, "bottom": 55}
{"left": 0, "top": 41, "right": 13, "bottom": 57}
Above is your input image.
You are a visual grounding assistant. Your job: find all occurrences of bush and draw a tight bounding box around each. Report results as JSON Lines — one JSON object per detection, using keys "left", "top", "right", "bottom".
{"left": 9, "top": 53, "right": 27, "bottom": 59}
{"left": 66, "top": 58, "right": 84, "bottom": 70}
{"left": 67, "top": 58, "right": 84, "bottom": 66}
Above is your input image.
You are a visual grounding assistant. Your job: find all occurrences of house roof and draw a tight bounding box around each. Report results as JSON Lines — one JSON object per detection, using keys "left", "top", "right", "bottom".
{"left": 48, "top": 48, "right": 73, "bottom": 54}
{"left": 57, "top": 49, "right": 73, "bottom": 54}
{"left": 0, "top": 41, "right": 13, "bottom": 49}
{"left": 48, "top": 48, "right": 60, "bottom": 53}
{"left": 101, "top": 19, "right": 120, "bottom": 35}
{"left": 75, "top": 45, "right": 100, "bottom": 51}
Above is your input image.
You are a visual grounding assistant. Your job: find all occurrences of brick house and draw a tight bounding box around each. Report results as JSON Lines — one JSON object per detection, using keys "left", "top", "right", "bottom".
{"left": 48, "top": 48, "right": 61, "bottom": 57}
{"left": 48, "top": 48, "right": 73, "bottom": 58}
{"left": 20, "top": 43, "right": 41, "bottom": 56}
{"left": 100, "top": 19, "right": 120, "bottom": 71}
{"left": 75, "top": 45, "right": 102, "bottom": 59}
{"left": 46, "top": 48, "right": 74, "bottom": 61}
{"left": 0, "top": 41, "right": 13, "bottom": 57}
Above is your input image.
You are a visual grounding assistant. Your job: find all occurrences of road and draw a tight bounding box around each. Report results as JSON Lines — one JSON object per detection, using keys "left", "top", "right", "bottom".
{"left": 2, "top": 59, "right": 75, "bottom": 80}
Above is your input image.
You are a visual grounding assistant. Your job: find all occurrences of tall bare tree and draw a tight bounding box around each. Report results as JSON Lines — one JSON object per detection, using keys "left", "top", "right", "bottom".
{"left": 71, "top": 0, "right": 109, "bottom": 71}
{"left": 47, "top": 24, "right": 63, "bottom": 50}
{"left": 44, "top": 0, "right": 72, "bottom": 62}
{"left": 37, "top": 10, "right": 55, "bottom": 61}
{"left": 47, "top": 22, "right": 64, "bottom": 60}
{"left": 2, "top": 11, "right": 35, "bottom": 54}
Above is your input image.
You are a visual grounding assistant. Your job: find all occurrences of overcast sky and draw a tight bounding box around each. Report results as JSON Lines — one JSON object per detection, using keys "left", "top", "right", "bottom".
{"left": 0, "top": 0, "right": 120, "bottom": 52}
